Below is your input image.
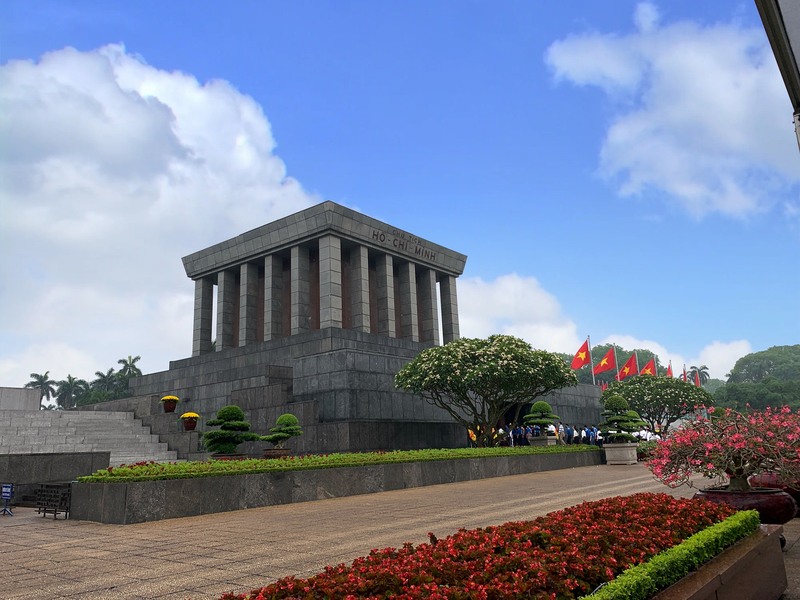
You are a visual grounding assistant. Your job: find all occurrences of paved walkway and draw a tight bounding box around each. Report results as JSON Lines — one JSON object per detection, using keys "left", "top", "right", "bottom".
{"left": 2, "top": 463, "right": 798, "bottom": 600}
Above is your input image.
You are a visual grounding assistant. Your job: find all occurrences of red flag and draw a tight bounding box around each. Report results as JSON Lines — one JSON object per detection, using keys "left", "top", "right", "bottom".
{"left": 617, "top": 354, "right": 639, "bottom": 381}
{"left": 666, "top": 362, "right": 673, "bottom": 378}
{"left": 593, "top": 348, "right": 616, "bottom": 375}
{"left": 600, "top": 381, "right": 608, "bottom": 391}
{"left": 694, "top": 371, "right": 701, "bottom": 387}
{"left": 682, "top": 365, "right": 688, "bottom": 382}
{"left": 570, "top": 340, "right": 591, "bottom": 369}
{"left": 639, "top": 358, "right": 656, "bottom": 376}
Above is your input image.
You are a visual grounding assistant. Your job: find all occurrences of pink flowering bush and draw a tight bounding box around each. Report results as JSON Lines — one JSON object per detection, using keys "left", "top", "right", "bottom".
{"left": 648, "top": 406, "right": 800, "bottom": 491}
{"left": 219, "top": 494, "right": 736, "bottom": 600}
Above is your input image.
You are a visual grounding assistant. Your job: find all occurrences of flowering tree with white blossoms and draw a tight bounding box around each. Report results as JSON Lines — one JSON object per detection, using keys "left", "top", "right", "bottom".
{"left": 603, "top": 376, "right": 713, "bottom": 435}
{"left": 395, "top": 335, "right": 577, "bottom": 447}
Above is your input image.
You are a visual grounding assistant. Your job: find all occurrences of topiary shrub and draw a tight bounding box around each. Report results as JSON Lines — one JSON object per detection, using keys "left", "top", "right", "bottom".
{"left": 261, "top": 413, "right": 303, "bottom": 449}
{"left": 523, "top": 400, "right": 560, "bottom": 433}
{"left": 203, "top": 405, "right": 262, "bottom": 454}
{"left": 599, "top": 394, "right": 647, "bottom": 443}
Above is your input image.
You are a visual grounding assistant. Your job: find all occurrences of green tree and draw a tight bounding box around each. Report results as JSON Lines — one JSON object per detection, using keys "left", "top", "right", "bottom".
{"left": 602, "top": 376, "right": 714, "bottom": 435}
{"left": 714, "top": 378, "right": 800, "bottom": 411}
{"left": 261, "top": 413, "right": 303, "bottom": 449}
{"left": 92, "top": 368, "right": 121, "bottom": 395}
{"left": 726, "top": 345, "right": 800, "bottom": 384}
{"left": 395, "top": 335, "right": 577, "bottom": 447}
{"left": 55, "top": 375, "right": 90, "bottom": 409}
{"left": 117, "top": 355, "right": 142, "bottom": 379}
{"left": 687, "top": 365, "right": 710, "bottom": 386}
{"left": 25, "top": 371, "right": 57, "bottom": 409}
{"left": 203, "top": 405, "right": 262, "bottom": 454}
{"left": 598, "top": 394, "right": 646, "bottom": 443}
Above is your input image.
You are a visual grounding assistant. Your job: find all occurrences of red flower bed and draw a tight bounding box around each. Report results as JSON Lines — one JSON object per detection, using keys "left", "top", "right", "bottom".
{"left": 220, "top": 493, "right": 736, "bottom": 600}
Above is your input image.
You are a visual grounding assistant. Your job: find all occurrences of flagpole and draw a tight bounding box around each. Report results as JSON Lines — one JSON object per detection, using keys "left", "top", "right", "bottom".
{"left": 634, "top": 350, "right": 640, "bottom": 373}
{"left": 587, "top": 335, "right": 596, "bottom": 385}
{"left": 654, "top": 354, "right": 660, "bottom": 376}
{"left": 613, "top": 344, "right": 620, "bottom": 382}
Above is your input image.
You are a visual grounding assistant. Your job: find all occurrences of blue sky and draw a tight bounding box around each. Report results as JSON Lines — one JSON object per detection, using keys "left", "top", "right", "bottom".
{"left": 1, "top": 1, "right": 798, "bottom": 389}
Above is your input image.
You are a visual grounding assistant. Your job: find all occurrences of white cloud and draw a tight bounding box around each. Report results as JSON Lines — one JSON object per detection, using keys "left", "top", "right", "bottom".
{"left": 545, "top": 3, "right": 800, "bottom": 219}
{"left": 458, "top": 274, "right": 582, "bottom": 353}
{"left": 0, "top": 44, "right": 318, "bottom": 386}
{"left": 602, "top": 334, "right": 750, "bottom": 381}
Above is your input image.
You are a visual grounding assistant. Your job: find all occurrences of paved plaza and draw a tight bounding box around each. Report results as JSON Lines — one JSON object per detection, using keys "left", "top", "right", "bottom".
{"left": 2, "top": 463, "right": 798, "bottom": 600}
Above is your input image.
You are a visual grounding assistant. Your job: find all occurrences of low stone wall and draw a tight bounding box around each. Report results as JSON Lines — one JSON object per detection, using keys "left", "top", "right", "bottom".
{"left": 652, "top": 524, "right": 786, "bottom": 600}
{"left": 70, "top": 450, "right": 602, "bottom": 524}
{"left": 0, "top": 452, "right": 110, "bottom": 501}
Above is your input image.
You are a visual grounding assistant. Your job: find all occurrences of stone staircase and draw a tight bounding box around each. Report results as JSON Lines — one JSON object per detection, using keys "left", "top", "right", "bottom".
{"left": 0, "top": 409, "right": 178, "bottom": 466}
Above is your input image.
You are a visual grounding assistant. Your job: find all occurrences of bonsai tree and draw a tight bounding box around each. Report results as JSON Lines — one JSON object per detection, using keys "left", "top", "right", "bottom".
{"left": 202, "top": 405, "right": 261, "bottom": 454}
{"left": 523, "top": 400, "right": 560, "bottom": 436}
{"left": 261, "top": 413, "right": 303, "bottom": 449}
{"left": 598, "top": 393, "right": 646, "bottom": 444}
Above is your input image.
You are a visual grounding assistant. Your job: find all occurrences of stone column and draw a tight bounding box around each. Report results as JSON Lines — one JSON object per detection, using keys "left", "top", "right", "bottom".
{"left": 216, "top": 269, "right": 237, "bottom": 350}
{"left": 350, "top": 245, "right": 370, "bottom": 332}
{"left": 375, "top": 253, "right": 396, "bottom": 337}
{"left": 318, "top": 235, "right": 343, "bottom": 329}
{"left": 417, "top": 268, "right": 440, "bottom": 345}
{"left": 191, "top": 277, "right": 214, "bottom": 356}
{"left": 263, "top": 255, "right": 283, "bottom": 341}
{"left": 238, "top": 263, "right": 258, "bottom": 346}
{"left": 439, "top": 274, "right": 460, "bottom": 343}
{"left": 291, "top": 245, "right": 311, "bottom": 335}
{"left": 397, "top": 261, "right": 419, "bottom": 342}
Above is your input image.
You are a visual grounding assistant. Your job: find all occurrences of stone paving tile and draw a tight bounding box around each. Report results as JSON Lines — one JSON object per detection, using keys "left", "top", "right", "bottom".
{"left": 2, "top": 464, "right": 797, "bottom": 600}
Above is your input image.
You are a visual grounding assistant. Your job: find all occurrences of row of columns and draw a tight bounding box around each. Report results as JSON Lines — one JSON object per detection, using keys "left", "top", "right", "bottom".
{"left": 191, "top": 236, "right": 460, "bottom": 356}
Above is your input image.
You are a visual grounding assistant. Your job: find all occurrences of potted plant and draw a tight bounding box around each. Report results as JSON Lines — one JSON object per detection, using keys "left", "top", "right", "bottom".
{"left": 598, "top": 394, "right": 646, "bottom": 465}
{"left": 523, "top": 401, "right": 559, "bottom": 446}
{"left": 648, "top": 406, "right": 800, "bottom": 524}
{"left": 160, "top": 395, "right": 179, "bottom": 413}
{"left": 202, "top": 405, "right": 262, "bottom": 457}
{"left": 179, "top": 412, "right": 200, "bottom": 431}
{"left": 261, "top": 413, "right": 303, "bottom": 458}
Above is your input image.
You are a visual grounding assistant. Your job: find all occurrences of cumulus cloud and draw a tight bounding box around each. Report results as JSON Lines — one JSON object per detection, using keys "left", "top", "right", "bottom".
{"left": 457, "top": 274, "right": 582, "bottom": 353}
{"left": 0, "top": 44, "right": 318, "bottom": 385}
{"left": 545, "top": 2, "right": 800, "bottom": 219}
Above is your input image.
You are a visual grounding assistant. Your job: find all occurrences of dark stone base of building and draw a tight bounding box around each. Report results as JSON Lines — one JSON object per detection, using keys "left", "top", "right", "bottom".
{"left": 80, "top": 328, "right": 602, "bottom": 457}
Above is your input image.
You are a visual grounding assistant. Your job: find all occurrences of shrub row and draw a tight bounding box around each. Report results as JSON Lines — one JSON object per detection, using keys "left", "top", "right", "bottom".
{"left": 218, "top": 493, "right": 743, "bottom": 600}
{"left": 585, "top": 509, "right": 760, "bottom": 599}
{"left": 77, "top": 445, "right": 600, "bottom": 483}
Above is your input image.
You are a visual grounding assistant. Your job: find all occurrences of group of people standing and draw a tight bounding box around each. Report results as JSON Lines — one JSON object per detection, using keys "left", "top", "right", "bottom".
{"left": 507, "top": 423, "right": 601, "bottom": 447}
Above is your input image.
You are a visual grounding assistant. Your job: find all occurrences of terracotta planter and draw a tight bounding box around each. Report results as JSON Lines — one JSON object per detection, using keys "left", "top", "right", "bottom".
{"left": 693, "top": 487, "right": 798, "bottom": 525}
{"left": 162, "top": 400, "right": 177, "bottom": 413}
{"left": 182, "top": 419, "right": 198, "bottom": 431}
{"left": 748, "top": 473, "right": 800, "bottom": 515}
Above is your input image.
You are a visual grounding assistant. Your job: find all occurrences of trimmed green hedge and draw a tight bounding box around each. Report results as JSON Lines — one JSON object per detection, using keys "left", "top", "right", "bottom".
{"left": 582, "top": 510, "right": 761, "bottom": 599}
{"left": 77, "top": 445, "right": 600, "bottom": 483}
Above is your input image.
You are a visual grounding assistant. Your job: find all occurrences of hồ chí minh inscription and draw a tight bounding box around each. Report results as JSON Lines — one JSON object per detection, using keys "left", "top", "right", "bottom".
{"left": 371, "top": 229, "right": 437, "bottom": 262}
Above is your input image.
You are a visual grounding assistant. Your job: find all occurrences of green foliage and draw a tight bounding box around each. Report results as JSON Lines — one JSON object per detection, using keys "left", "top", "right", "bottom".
{"left": 726, "top": 344, "right": 800, "bottom": 384}
{"left": 714, "top": 378, "right": 800, "bottom": 410}
{"left": 603, "top": 376, "right": 713, "bottom": 435}
{"left": 77, "top": 445, "right": 600, "bottom": 482}
{"left": 584, "top": 510, "right": 760, "bottom": 600}
{"left": 261, "top": 413, "right": 303, "bottom": 449}
{"left": 203, "top": 405, "right": 261, "bottom": 454}
{"left": 395, "top": 335, "right": 577, "bottom": 447}
{"left": 523, "top": 400, "right": 560, "bottom": 429}
{"left": 598, "top": 394, "right": 646, "bottom": 443}
{"left": 24, "top": 371, "right": 57, "bottom": 408}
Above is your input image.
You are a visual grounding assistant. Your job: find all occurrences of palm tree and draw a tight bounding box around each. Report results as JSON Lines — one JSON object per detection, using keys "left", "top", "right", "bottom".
{"left": 687, "top": 365, "right": 710, "bottom": 386}
{"left": 55, "top": 375, "right": 90, "bottom": 409}
{"left": 117, "top": 355, "right": 142, "bottom": 379}
{"left": 25, "top": 371, "right": 57, "bottom": 409}
{"left": 92, "top": 368, "right": 120, "bottom": 394}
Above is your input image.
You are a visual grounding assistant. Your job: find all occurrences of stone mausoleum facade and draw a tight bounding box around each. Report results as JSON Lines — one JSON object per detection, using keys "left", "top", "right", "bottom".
{"left": 83, "top": 201, "right": 601, "bottom": 457}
